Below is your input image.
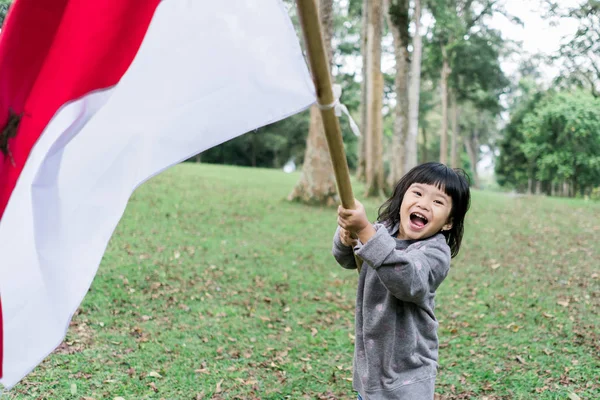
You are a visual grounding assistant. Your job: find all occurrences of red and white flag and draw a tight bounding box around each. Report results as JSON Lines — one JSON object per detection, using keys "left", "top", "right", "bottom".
{"left": 0, "top": 0, "right": 315, "bottom": 389}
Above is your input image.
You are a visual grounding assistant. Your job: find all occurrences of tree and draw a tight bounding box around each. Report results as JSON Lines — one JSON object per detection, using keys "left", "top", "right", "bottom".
{"left": 428, "top": 0, "right": 505, "bottom": 167}
{"left": 521, "top": 90, "right": 600, "bottom": 197}
{"left": 458, "top": 100, "right": 499, "bottom": 187}
{"left": 546, "top": 0, "right": 600, "bottom": 97}
{"left": 416, "top": 79, "right": 437, "bottom": 163}
{"left": 364, "top": 0, "right": 385, "bottom": 196}
{"left": 496, "top": 76, "right": 544, "bottom": 192}
{"left": 288, "top": 0, "right": 339, "bottom": 205}
{"left": 449, "top": 28, "right": 509, "bottom": 185}
{"left": 405, "top": 0, "right": 423, "bottom": 172}
{"left": 450, "top": 91, "right": 459, "bottom": 168}
{"left": 497, "top": 79, "right": 600, "bottom": 197}
{"left": 385, "top": 0, "right": 409, "bottom": 187}
{"left": 356, "top": 0, "right": 368, "bottom": 181}
{"left": 428, "top": 0, "right": 462, "bottom": 164}
{"left": 0, "top": 0, "right": 11, "bottom": 27}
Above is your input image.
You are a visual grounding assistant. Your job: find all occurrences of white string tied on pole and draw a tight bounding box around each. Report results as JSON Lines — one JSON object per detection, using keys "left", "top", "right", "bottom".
{"left": 316, "top": 83, "right": 360, "bottom": 137}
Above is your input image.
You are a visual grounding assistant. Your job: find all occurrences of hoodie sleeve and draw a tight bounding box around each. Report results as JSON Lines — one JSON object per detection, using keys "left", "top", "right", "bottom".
{"left": 332, "top": 226, "right": 358, "bottom": 270}
{"left": 355, "top": 224, "right": 451, "bottom": 305}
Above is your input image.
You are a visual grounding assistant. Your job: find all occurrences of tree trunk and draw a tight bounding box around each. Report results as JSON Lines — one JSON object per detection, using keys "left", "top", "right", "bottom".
{"left": 528, "top": 178, "right": 533, "bottom": 195}
{"left": 421, "top": 126, "right": 427, "bottom": 162}
{"left": 405, "top": 0, "right": 423, "bottom": 173}
{"left": 365, "top": 0, "right": 385, "bottom": 197}
{"left": 450, "top": 91, "right": 459, "bottom": 168}
{"left": 288, "top": 0, "right": 338, "bottom": 205}
{"left": 366, "top": 68, "right": 385, "bottom": 196}
{"left": 356, "top": 0, "right": 369, "bottom": 182}
{"left": 195, "top": 154, "right": 201, "bottom": 163}
{"left": 439, "top": 45, "right": 450, "bottom": 165}
{"left": 251, "top": 131, "right": 257, "bottom": 167}
{"left": 464, "top": 131, "right": 479, "bottom": 188}
{"left": 385, "top": 0, "right": 410, "bottom": 188}
{"left": 566, "top": 181, "right": 573, "bottom": 197}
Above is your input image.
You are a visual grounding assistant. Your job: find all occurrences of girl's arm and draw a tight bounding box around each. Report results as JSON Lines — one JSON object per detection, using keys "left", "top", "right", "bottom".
{"left": 332, "top": 226, "right": 358, "bottom": 270}
{"left": 355, "top": 224, "right": 451, "bottom": 305}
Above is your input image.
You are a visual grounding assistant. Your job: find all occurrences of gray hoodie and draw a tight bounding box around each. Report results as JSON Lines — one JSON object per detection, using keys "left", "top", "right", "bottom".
{"left": 332, "top": 222, "right": 451, "bottom": 400}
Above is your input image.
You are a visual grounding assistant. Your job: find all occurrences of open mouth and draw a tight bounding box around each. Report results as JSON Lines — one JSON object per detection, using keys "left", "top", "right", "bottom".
{"left": 409, "top": 212, "right": 429, "bottom": 229}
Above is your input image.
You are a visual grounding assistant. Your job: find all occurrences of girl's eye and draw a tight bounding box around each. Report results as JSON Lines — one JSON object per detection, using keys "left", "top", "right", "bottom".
{"left": 414, "top": 191, "right": 422, "bottom": 196}
{"left": 434, "top": 200, "right": 444, "bottom": 205}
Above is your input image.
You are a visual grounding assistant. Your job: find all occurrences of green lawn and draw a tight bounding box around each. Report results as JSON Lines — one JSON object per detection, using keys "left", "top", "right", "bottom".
{"left": 7, "top": 163, "right": 599, "bottom": 399}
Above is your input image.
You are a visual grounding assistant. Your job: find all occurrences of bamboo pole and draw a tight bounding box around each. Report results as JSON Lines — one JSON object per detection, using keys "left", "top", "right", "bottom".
{"left": 296, "top": 0, "right": 362, "bottom": 272}
{"left": 296, "top": 0, "right": 354, "bottom": 210}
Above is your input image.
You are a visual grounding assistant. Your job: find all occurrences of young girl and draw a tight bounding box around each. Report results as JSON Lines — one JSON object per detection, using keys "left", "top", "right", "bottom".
{"left": 333, "top": 162, "right": 470, "bottom": 400}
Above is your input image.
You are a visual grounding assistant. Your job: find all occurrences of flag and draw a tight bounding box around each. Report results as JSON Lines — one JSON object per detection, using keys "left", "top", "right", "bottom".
{"left": 0, "top": 0, "right": 315, "bottom": 389}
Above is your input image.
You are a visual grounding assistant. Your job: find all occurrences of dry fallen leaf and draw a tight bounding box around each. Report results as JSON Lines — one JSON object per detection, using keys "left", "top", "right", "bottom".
{"left": 515, "top": 355, "right": 527, "bottom": 364}
{"left": 148, "top": 371, "right": 162, "bottom": 378}
{"left": 506, "top": 322, "right": 520, "bottom": 332}
{"left": 557, "top": 299, "right": 570, "bottom": 307}
{"left": 568, "top": 393, "right": 581, "bottom": 400}
{"left": 215, "top": 379, "right": 224, "bottom": 393}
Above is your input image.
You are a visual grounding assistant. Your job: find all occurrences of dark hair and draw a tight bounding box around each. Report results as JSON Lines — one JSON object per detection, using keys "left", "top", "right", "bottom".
{"left": 377, "top": 162, "right": 471, "bottom": 258}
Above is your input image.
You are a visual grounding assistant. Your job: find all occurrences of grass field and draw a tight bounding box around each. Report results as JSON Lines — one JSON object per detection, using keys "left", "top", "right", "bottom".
{"left": 7, "top": 163, "right": 599, "bottom": 399}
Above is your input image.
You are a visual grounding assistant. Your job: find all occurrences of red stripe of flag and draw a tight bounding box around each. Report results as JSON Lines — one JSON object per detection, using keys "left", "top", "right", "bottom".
{"left": 0, "top": 0, "right": 162, "bottom": 380}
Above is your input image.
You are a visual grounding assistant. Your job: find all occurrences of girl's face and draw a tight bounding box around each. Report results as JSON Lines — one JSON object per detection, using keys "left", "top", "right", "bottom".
{"left": 398, "top": 183, "right": 453, "bottom": 240}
